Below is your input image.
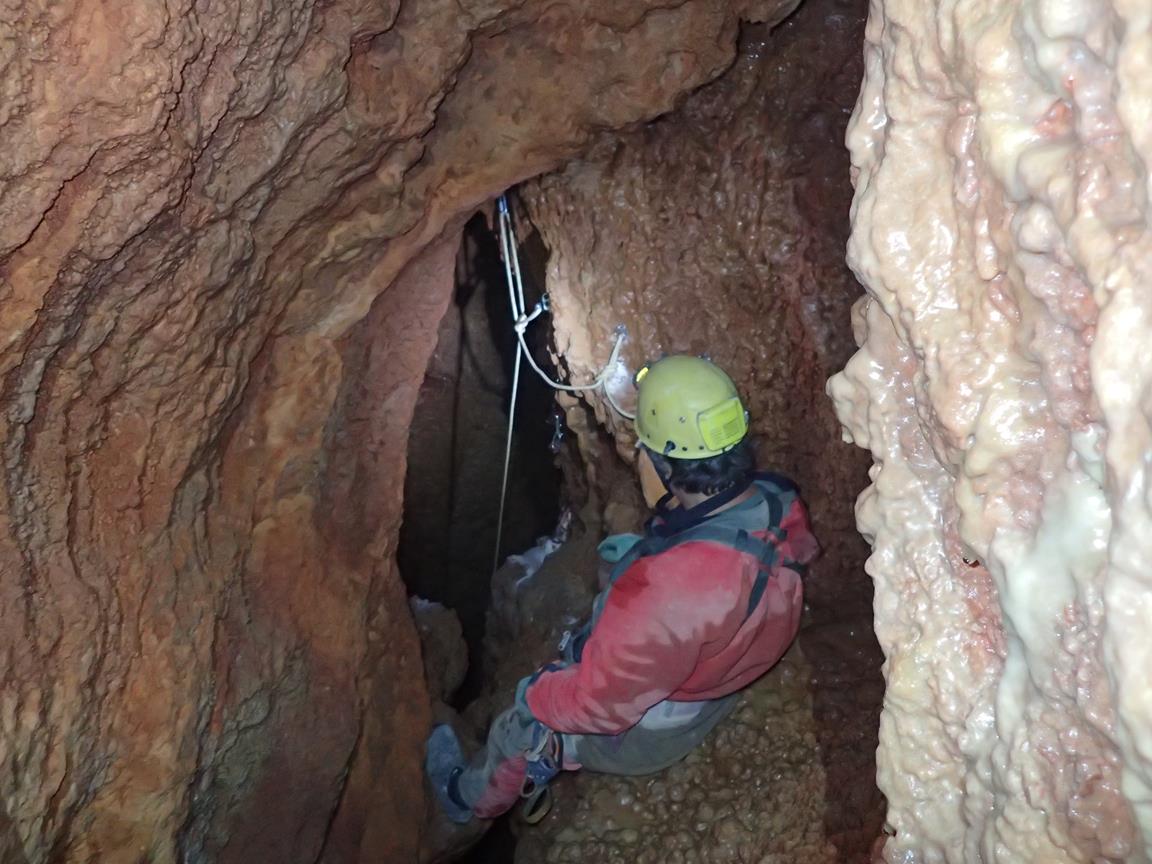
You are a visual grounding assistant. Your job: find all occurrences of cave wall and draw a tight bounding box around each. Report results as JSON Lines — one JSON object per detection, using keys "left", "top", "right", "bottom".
{"left": 521, "top": 0, "right": 883, "bottom": 855}
{"left": 827, "top": 0, "right": 1152, "bottom": 861}
{"left": 0, "top": 1, "right": 801, "bottom": 861}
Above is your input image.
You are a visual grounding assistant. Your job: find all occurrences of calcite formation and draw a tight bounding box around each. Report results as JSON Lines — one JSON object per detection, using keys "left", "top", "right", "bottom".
{"left": 828, "top": 0, "right": 1152, "bottom": 860}
{"left": 0, "top": 1, "right": 797, "bottom": 861}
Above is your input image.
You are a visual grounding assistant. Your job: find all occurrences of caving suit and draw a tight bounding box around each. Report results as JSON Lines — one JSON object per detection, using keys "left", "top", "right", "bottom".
{"left": 455, "top": 473, "right": 820, "bottom": 819}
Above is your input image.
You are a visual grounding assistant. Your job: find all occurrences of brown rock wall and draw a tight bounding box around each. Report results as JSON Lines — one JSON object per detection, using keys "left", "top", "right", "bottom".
{"left": 0, "top": 0, "right": 795, "bottom": 860}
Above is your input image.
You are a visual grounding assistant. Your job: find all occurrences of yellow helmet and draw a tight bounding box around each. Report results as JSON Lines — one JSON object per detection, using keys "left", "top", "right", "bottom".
{"left": 633, "top": 355, "right": 749, "bottom": 458}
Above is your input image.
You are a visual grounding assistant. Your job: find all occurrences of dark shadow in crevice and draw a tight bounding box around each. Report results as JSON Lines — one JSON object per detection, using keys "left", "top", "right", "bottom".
{"left": 398, "top": 209, "right": 563, "bottom": 712}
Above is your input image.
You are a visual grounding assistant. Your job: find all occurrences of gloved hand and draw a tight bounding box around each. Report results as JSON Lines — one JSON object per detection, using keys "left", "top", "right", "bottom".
{"left": 597, "top": 533, "right": 644, "bottom": 564}
{"left": 514, "top": 662, "right": 566, "bottom": 719}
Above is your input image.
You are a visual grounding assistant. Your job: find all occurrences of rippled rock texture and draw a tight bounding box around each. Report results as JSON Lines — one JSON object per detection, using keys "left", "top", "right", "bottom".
{"left": 0, "top": 1, "right": 797, "bottom": 861}
{"left": 828, "top": 0, "right": 1152, "bottom": 860}
{"left": 517, "top": 0, "right": 884, "bottom": 858}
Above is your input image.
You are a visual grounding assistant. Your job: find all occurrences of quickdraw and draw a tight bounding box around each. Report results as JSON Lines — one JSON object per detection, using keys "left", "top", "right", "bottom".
{"left": 519, "top": 722, "right": 563, "bottom": 824}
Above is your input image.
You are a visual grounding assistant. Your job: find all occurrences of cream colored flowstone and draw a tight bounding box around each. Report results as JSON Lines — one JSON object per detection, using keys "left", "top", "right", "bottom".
{"left": 827, "top": 0, "right": 1152, "bottom": 861}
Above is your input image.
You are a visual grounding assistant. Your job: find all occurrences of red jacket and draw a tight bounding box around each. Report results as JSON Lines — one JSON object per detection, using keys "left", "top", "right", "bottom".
{"left": 525, "top": 482, "right": 818, "bottom": 735}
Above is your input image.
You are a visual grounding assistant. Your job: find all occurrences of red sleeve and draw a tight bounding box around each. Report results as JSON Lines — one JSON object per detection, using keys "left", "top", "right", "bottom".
{"left": 524, "top": 544, "right": 734, "bottom": 735}
{"left": 778, "top": 497, "right": 820, "bottom": 569}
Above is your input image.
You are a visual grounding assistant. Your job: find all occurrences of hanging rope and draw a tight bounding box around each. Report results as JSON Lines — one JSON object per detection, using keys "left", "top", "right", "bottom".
{"left": 493, "top": 197, "right": 526, "bottom": 576}
{"left": 491, "top": 194, "right": 635, "bottom": 575}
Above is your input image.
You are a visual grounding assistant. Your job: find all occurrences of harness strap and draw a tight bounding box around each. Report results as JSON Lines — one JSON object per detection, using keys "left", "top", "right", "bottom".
{"left": 650, "top": 479, "right": 753, "bottom": 537}
{"left": 746, "top": 569, "right": 770, "bottom": 620}
{"left": 569, "top": 475, "right": 804, "bottom": 662}
{"left": 729, "top": 528, "right": 769, "bottom": 619}
{"left": 610, "top": 519, "right": 779, "bottom": 580}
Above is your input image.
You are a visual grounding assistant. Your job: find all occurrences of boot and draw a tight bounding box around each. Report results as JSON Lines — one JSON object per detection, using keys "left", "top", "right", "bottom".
{"left": 425, "top": 725, "right": 473, "bottom": 824}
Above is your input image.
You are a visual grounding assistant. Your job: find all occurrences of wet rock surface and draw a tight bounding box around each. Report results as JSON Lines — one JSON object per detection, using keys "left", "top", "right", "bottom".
{"left": 827, "top": 0, "right": 1152, "bottom": 860}
{"left": 0, "top": 1, "right": 797, "bottom": 860}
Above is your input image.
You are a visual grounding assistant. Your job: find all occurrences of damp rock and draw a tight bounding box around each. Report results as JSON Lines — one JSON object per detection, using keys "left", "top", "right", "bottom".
{"left": 410, "top": 598, "right": 469, "bottom": 706}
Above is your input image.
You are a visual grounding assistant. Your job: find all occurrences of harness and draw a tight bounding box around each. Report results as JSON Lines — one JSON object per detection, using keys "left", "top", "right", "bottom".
{"left": 518, "top": 472, "right": 806, "bottom": 820}
{"left": 563, "top": 472, "right": 802, "bottom": 664}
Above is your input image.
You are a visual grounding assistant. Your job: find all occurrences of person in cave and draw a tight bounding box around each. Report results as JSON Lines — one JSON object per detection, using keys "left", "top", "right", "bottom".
{"left": 425, "top": 354, "right": 820, "bottom": 824}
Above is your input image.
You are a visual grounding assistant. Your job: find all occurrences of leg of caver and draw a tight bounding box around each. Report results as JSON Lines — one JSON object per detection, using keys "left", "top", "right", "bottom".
{"left": 455, "top": 705, "right": 560, "bottom": 820}
{"left": 564, "top": 694, "right": 739, "bottom": 777}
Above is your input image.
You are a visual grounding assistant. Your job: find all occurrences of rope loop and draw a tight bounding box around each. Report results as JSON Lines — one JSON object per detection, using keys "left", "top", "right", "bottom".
{"left": 492, "top": 194, "right": 636, "bottom": 575}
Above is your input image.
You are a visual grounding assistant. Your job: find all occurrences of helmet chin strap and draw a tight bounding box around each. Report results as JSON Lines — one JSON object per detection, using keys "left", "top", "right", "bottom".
{"left": 649, "top": 475, "right": 754, "bottom": 538}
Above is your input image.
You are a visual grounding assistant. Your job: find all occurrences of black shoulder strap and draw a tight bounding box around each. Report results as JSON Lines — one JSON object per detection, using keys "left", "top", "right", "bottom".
{"left": 728, "top": 528, "right": 775, "bottom": 621}
{"left": 609, "top": 473, "right": 805, "bottom": 622}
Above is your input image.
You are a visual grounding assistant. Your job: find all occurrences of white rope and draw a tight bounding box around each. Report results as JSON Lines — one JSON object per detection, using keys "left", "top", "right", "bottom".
{"left": 494, "top": 195, "right": 636, "bottom": 408}
{"left": 491, "top": 194, "right": 635, "bottom": 574}
{"left": 492, "top": 347, "right": 524, "bottom": 574}
{"left": 511, "top": 321, "right": 625, "bottom": 395}
{"left": 505, "top": 215, "right": 628, "bottom": 396}
{"left": 602, "top": 379, "right": 636, "bottom": 421}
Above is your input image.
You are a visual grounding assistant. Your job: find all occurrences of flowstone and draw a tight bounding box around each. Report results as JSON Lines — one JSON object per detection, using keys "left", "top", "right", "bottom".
{"left": 828, "top": 0, "right": 1152, "bottom": 859}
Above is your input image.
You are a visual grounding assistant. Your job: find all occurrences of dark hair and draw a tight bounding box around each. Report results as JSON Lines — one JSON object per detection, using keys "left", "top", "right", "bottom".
{"left": 646, "top": 438, "right": 755, "bottom": 496}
